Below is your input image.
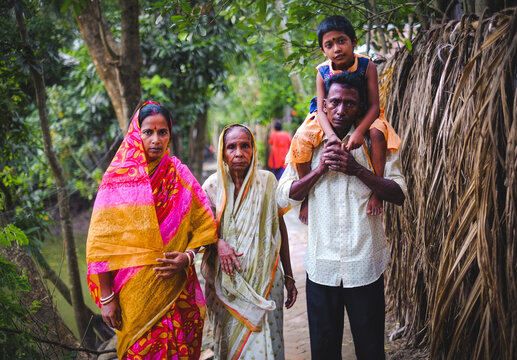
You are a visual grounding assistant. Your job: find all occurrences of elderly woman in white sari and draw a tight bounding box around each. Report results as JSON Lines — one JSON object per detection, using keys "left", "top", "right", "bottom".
{"left": 202, "top": 124, "right": 297, "bottom": 359}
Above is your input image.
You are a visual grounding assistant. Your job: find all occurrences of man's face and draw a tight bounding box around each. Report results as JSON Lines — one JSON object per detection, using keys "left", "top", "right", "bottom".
{"left": 324, "top": 83, "right": 360, "bottom": 136}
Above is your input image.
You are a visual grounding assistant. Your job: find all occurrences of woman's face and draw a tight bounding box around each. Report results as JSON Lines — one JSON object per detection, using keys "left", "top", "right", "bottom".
{"left": 223, "top": 127, "right": 253, "bottom": 174}
{"left": 140, "top": 113, "right": 170, "bottom": 162}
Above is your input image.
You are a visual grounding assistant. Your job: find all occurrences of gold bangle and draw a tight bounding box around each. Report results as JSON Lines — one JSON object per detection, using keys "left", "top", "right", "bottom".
{"left": 284, "top": 274, "right": 295, "bottom": 282}
{"left": 185, "top": 251, "right": 193, "bottom": 267}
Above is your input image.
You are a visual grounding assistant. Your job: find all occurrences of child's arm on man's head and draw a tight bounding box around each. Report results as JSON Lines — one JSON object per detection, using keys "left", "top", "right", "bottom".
{"left": 346, "top": 60, "right": 381, "bottom": 150}
{"left": 316, "top": 72, "right": 339, "bottom": 142}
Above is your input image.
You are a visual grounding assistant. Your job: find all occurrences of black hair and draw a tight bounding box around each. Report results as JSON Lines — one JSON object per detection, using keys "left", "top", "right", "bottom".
{"left": 317, "top": 16, "right": 356, "bottom": 49}
{"left": 324, "top": 72, "right": 367, "bottom": 116}
{"left": 223, "top": 125, "right": 254, "bottom": 148}
{"left": 138, "top": 102, "right": 173, "bottom": 134}
{"left": 274, "top": 121, "right": 282, "bottom": 131}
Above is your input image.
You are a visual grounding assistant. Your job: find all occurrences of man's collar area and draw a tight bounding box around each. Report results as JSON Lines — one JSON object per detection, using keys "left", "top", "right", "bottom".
{"left": 322, "top": 125, "right": 356, "bottom": 143}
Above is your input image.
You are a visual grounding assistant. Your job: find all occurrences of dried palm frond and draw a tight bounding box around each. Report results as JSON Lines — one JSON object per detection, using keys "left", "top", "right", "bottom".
{"left": 381, "top": 8, "right": 517, "bottom": 359}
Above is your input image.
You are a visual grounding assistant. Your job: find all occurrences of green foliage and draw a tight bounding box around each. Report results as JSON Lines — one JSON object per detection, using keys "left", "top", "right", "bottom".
{"left": 208, "top": 47, "right": 303, "bottom": 128}
{"left": 1, "top": 0, "right": 80, "bottom": 232}
{"left": 142, "top": 75, "right": 173, "bottom": 104}
{"left": 0, "top": 225, "right": 44, "bottom": 359}
{"left": 1, "top": 2, "right": 53, "bottom": 247}
{"left": 140, "top": 2, "right": 248, "bottom": 158}
{"left": 0, "top": 224, "right": 29, "bottom": 247}
{"left": 42, "top": 42, "right": 118, "bottom": 199}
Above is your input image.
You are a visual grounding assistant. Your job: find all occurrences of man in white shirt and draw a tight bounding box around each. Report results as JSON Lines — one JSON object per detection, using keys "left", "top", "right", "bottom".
{"left": 277, "top": 72, "right": 407, "bottom": 359}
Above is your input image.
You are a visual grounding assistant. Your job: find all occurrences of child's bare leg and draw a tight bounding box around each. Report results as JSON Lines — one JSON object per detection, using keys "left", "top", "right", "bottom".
{"left": 296, "top": 162, "right": 311, "bottom": 224}
{"left": 368, "top": 129, "right": 386, "bottom": 216}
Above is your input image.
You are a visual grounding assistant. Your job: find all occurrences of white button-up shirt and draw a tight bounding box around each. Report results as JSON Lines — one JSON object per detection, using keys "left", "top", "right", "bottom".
{"left": 277, "top": 130, "right": 407, "bottom": 288}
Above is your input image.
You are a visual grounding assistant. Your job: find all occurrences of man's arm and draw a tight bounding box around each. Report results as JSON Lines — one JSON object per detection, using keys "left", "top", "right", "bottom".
{"left": 324, "top": 143, "right": 405, "bottom": 205}
{"left": 353, "top": 165, "right": 405, "bottom": 205}
{"left": 288, "top": 141, "right": 334, "bottom": 201}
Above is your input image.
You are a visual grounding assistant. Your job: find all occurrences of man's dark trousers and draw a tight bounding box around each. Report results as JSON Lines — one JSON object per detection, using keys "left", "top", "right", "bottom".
{"left": 306, "top": 274, "right": 385, "bottom": 360}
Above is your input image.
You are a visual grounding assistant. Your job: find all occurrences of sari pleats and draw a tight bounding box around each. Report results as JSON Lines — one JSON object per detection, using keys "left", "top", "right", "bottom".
{"left": 125, "top": 268, "right": 204, "bottom": 360}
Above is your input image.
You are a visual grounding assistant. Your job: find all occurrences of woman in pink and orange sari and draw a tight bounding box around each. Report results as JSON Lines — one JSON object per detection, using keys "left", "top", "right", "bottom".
{"left": 86, "top": 101, "right": 217, "bottom": 359}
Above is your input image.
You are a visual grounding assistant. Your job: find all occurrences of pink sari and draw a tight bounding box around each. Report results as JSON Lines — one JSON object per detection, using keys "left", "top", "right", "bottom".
{"left": 86, "top": 101, "right": 217, "bottom": 358}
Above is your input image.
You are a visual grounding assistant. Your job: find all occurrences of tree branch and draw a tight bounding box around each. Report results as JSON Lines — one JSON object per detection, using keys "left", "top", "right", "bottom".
{"left": 0, "top": 326, "right": 115, "bottom": 355}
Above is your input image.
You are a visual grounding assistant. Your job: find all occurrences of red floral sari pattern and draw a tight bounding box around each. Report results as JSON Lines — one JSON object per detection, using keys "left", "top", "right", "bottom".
{"left": 124, "top": 267, "right": 204, "bottom": 360}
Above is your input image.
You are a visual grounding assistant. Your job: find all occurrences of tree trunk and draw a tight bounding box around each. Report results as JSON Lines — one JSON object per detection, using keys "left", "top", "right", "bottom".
{"left": 188, "top": 105, "right": 208, "bottom": 181}
{"left": 32, "top": 247, "right": 72, "bottom": 305}
{"left": 473, "top": 0, "right": 506, "bottom": 15}
{"left": 366, "top": 19, "right": 372, "bottom": 55}
{"left": 14, "top": 6, "right": 96, "bottom": 348}
{"left": 118, "top": 0, "right": 142, "bottom": 120}
{"left": 73, "top": 0, "right": 142, "bottom": 134}
{"left": 265, "top": 123, "right": 272, "bottom": 171}
{"left": 275, "top": 0, "right": 307, "bottom": 99}
{"left": 368, "top": 0, "right": 388, "bottom": 55}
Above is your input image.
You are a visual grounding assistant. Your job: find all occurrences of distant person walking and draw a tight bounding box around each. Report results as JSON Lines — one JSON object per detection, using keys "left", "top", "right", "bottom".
{"left": 268, "top": 121, "right": 292, "bottom": 179}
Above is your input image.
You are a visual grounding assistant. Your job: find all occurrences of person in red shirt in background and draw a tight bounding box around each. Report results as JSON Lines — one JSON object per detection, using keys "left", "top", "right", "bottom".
{"left": 268, "top": 121, "right": 292, "bottom": 179}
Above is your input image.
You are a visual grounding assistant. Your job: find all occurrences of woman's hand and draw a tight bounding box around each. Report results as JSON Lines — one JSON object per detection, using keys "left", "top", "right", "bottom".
{"left": 154, "top": 252, "right": 190, "bottom": 278}
{"left": 101, "top": 298, "right": 122, "bottom": 330}
{"left": 284, "top": 277, "right": 298, "bottom": 309}
{"left": 217, "top": 238, "right": 243, "bottom": 276}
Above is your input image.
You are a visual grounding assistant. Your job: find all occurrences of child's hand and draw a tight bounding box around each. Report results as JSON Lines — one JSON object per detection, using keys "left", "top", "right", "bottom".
{"left": 345, "top": 130, "right": 363, "bottom": 151}
{"left": 328, "top": 133, "right": 340, "bottom": 144}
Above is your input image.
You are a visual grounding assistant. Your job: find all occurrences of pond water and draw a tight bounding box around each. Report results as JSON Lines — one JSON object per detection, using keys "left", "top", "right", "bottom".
{"left": 39, "top": 232, "right": 99, "bottom": 338}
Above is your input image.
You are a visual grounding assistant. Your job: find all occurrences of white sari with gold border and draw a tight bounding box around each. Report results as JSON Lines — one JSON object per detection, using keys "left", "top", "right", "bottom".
{"left": 202, "top": 125, "right": 285, "bottom": 359}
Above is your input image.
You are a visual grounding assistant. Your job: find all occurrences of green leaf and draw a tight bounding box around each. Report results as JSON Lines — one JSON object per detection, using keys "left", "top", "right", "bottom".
{"left": 257, "top": 0, "right": 267, "bottom": 22}
{"left": 0, "top": 224, "right": 29, "bottom": 246}
{"left": 178, "top": 32, "right": 189, "bottom": 41}
{"left": 181, "top": 0, "right": 192, "bottom": 14}
{"left": 247, "top": 34, "right": 259, "bottom": 44}
{"left": 404, "top": 39, "right": 413, "bottom": 51}
{"left": 170, "top": 15, "right": 184, "bottom": 23}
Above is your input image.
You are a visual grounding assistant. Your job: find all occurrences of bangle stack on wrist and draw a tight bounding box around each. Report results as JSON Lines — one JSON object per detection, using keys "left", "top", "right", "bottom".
{"left": 100, "top": 291, "right": 115, "bottom": 306}
{"left": 185, "top": 249, "right": 196, "bottom": 267}
{"left": 284, "top": 274, "right": 295, "bottom": 283}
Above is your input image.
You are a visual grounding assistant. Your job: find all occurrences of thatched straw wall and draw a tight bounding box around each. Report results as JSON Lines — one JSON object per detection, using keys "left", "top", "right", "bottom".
{"left": 380, "top": 8, "right": 516, "bottom": 359}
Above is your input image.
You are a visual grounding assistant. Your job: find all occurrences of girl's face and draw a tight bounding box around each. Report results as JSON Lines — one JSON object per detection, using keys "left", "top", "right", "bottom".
{"left": 223, "top": 127, "right": 253, "bottom": 174}
{"left": 140, "top": 113, "right": 170, "bottom": 162}
{"left": 320, "top": 30, "right": 357, "bottom": 70}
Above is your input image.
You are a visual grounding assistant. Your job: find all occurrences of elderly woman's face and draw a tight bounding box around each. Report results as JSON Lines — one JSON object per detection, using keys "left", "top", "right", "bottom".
{"left": 224, "top": 127, "right": 253, "bottom": 173}
{"left": 140, "top": 113, "right": 170, "bottom": 162}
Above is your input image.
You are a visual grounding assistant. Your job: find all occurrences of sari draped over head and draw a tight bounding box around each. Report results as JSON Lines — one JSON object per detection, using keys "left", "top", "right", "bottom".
{"left": 202, "top": 124, "right": 287, "bottom": 359}
{"left": 86, "top": 101, "right": 217, "bottom": 359}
